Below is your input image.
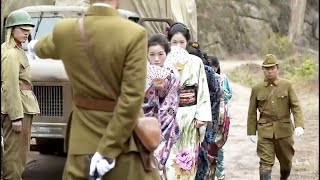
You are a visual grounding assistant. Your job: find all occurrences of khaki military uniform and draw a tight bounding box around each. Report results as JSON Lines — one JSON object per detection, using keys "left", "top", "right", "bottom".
{"left": 1, "top": 41, "right": 40, "bottom": 179}
{"left": 247, "top": 76, "right": 304, "bottom": 173}
{"left": 35, "top": 5, "right": 159, "bottom": 180}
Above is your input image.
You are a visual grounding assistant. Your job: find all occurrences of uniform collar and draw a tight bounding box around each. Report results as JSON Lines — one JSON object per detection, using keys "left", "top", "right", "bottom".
{"left": 15, "top": 43, "right": 23, "bottom": 50}
{"left": 85, "top": 5, "right": 119, "bottom": 17}
{"left": 264, "top": 78, "right": 280, "bottom": 87}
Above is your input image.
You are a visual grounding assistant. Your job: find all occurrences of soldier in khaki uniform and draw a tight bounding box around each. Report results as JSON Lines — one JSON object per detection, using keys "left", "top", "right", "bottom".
{"left": 30, "top": 0, "right": 160, "bottom": 179}
{"left": 1, "top": 10, "right": 40, "bottom": 180}
{"left": 247, "top": 54, "right": 304, "bottom": 180}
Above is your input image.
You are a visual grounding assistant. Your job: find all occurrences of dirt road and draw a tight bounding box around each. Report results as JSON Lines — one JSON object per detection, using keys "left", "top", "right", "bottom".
{"left": 223, "top": 82, "right": 260, "bottom": 180}
{"left": 23, "top": 152, "right": 65, "bottom": 180}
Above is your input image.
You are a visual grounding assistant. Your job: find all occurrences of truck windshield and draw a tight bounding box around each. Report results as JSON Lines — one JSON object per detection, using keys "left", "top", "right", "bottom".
{"left": 22, "top": 17, "right": 62, "bottom": 50}
{"left": 31, "top": 17, "right": 62, "bottom": 39}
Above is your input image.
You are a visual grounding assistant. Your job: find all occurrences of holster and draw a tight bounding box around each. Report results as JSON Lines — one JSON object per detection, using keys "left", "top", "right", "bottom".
{"left": 133, "top": 133, "right": 158, "bottom": 171}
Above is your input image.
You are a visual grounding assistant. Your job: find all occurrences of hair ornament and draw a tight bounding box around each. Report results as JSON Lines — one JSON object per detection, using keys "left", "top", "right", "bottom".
{"left": 166, "top": 26, "right": 171, "bottom": 32}
{"left": 192, "top": 42, "right": 199, "bottom": 48}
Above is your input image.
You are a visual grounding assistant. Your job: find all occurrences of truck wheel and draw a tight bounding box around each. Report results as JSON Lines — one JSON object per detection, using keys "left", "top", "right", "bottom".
{"left": 37, "top": 144, "right": 55, "bottom": 155}
{"left": 56, "top": 139, "right": 67, "bottom": 157}
{"left": 35, "top": 138, "right": 66, "bottom": 156}
{"left": 36, "top": 138, "right": 55, "bottom": 155}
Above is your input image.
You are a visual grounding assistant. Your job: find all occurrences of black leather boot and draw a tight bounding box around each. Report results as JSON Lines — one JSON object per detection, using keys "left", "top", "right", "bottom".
{"left": 280, "top": 170, "right": 291, "bottom": 180}
{"left": 260, "top": 170, "right": 272, "bottom": 180}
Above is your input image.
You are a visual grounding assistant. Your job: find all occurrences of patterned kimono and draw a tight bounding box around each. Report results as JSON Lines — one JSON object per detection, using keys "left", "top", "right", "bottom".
{"left": 214, "top": 73, "right": 232, "bottom": 147}
{"left": 164, "top": 47, "right": 212, "bottom": 180}
{"left": 215, "top": 73, "right": 233, "bottom": 179}
{"left": 143, "top": 65, "right": 181, "bottom": 178}
{"left": 196, "top": 66, "right": 223, "bottom": 180}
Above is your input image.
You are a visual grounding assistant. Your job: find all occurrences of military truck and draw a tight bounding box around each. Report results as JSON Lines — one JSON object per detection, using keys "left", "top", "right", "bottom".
{"left": 1, "top": 5, "right": 174, "bottom": 155}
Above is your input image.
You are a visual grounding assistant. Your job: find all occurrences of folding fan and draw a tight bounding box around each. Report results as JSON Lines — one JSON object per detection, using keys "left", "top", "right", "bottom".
{"left": 145, "top": 65, "right": 171, "bottom": 91}
{"left": 164, "top": 46, "right": 190, "bottom": 71}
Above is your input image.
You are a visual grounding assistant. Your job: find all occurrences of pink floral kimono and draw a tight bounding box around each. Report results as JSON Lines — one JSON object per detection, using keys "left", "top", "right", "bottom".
{"left": 143, "top": 64, "right": 181, "bottom": 179}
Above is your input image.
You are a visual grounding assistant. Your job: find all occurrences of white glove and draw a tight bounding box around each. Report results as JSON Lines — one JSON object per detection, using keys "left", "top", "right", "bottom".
{"left": 27, "top": 40, "right": 39, "bottom": 60}
{"left": 295, "top": 127, "right": 304, "bottom": 137}
{"left": 89, "top": 152, "right": 115, "bottom": 179}
{"left": 249, "top": 135, "right": 257, "bottom": 143}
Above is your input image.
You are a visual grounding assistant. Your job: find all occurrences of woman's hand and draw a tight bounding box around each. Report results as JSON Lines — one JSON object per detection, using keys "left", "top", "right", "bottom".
{"left": 194, "top": 119, "right": 206, "bottom": 128}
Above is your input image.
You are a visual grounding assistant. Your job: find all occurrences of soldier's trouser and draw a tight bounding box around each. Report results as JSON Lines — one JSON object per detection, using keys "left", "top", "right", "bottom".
{"left": 257, "top": 136, "right": 294, "bottom": 171}
{"left": 63, "top": 152, "right": 160, "bottom": 180}
{"left": 1, "top": 114, "right": 33, "bottom": 180}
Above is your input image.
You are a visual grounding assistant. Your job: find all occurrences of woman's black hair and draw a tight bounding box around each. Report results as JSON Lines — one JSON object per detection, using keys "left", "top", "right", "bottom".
{"left": 187, "top": 42, "right": 211, "bottom": 66}
{"left": 207, "top": 55, "right": 221, "bottom": 74}
{"left": 148, "top": 33, "right": 171, "bottom": 54}
{"left": 166, "top": 22, "right": 191, "bottom": 42}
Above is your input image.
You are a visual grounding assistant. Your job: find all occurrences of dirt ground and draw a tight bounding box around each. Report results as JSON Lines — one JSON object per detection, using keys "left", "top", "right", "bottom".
{"left": 220, "top": 61, "right": 319, "bottom": 180}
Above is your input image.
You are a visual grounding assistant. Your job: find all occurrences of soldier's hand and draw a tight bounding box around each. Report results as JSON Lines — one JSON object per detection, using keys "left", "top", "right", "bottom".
{"left": 12, "top": 119, "right": 23, "bottom": 133}
{"left": 89, "top": 152, "right": 115, "bottom": 179}
{"left": 27, "top": 40, "right": 39, "bottom": 60}
{"left": 248, "top": 135, "right": 257, "bottom": 143}
{"left": 294, "top": 127, "right": 304, "bottom": 137}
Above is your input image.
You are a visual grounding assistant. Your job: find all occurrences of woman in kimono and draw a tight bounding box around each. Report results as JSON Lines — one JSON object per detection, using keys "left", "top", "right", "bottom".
{"left": 164, "top": 23, "right": 212, "bottom": 180}
{"left": 186, "top": 42, "right": 224, "bottom": 180}
{"left": 208, "top": 55, "right": 233, "bottom": 180}
{"left": 143, "top": 33, "right": 181, "bottom": 179}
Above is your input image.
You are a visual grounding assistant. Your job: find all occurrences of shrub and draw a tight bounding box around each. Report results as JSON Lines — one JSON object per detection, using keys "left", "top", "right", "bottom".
{"left": 261, "top": 34, "right": 293, "bottom": 58}
{"left": 280, "top": 55, "right": 318, "bottom": 81}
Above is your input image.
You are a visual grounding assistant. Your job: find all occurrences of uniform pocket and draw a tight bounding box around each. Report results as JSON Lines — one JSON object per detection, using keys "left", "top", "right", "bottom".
{"left": 258, "top": 119, "right": 267, "bottom": 124}
{"left": 276, "top": 92, "right": 288, "bottom": 99}
{"left": 257, "top": 94, "right": 268, "bottom": 101}
{"left": 21, "top": 61, "right": 30, "bottom": 69}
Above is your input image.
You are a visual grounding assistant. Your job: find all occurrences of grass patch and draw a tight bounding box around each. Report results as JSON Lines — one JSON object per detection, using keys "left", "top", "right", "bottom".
{"left": 227, "top": 54, "right": 319, "bottom": 89}
{"left": 226, "top": 63, "right": 263, "bottom": 87}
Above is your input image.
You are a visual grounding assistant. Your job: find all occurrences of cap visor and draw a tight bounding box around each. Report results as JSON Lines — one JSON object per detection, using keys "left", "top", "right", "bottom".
{"left": 262, "top": 64, "right": 277, "bottom": 67}
{"left": 20, "top": 25, "right": 33, "bottom": 30}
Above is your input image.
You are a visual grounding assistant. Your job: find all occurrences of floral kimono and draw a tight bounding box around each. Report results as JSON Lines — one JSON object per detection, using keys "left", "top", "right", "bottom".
{"left": 164, "top": 47, "right": 212, "bottom": 180}
{"left": 195, "top": 66, "right": 223, "bottom": 180}
{"left": 143, "top": 64, "right": 181, "bottom": 178}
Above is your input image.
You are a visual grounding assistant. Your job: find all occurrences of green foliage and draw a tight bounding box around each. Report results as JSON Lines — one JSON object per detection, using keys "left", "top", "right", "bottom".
{"left": 281, "top": 55, "right": 318, "bottom": 81}
{"left": 261, "top": 34, "right": 293, "bottom": 58}
{"left": 296, "top": 59, "right": 317, "bottom": 78}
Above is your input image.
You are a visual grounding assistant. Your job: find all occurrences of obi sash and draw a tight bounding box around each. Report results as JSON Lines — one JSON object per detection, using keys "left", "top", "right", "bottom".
{"left": 179, "top": 85, "right": 197, "bottom": 107}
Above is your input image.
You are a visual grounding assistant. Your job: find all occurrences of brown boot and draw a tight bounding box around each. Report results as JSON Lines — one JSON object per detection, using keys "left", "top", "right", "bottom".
{"left": 260, "top": 170, "right": 272, "bottom": 180}
{"left": 280, "top": 170, "right": 291, "bottom": 180}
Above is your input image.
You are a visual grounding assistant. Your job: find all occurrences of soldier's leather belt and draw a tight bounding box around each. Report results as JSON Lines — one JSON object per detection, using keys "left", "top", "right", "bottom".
{"left": 19, "top": 84, "right": 32, "bottom": 90}
{"left": 73, "top": 95, "right": 116, "bottom": 112}
{"left": 260, "top": 113, "right": 290, "bottom": 121}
